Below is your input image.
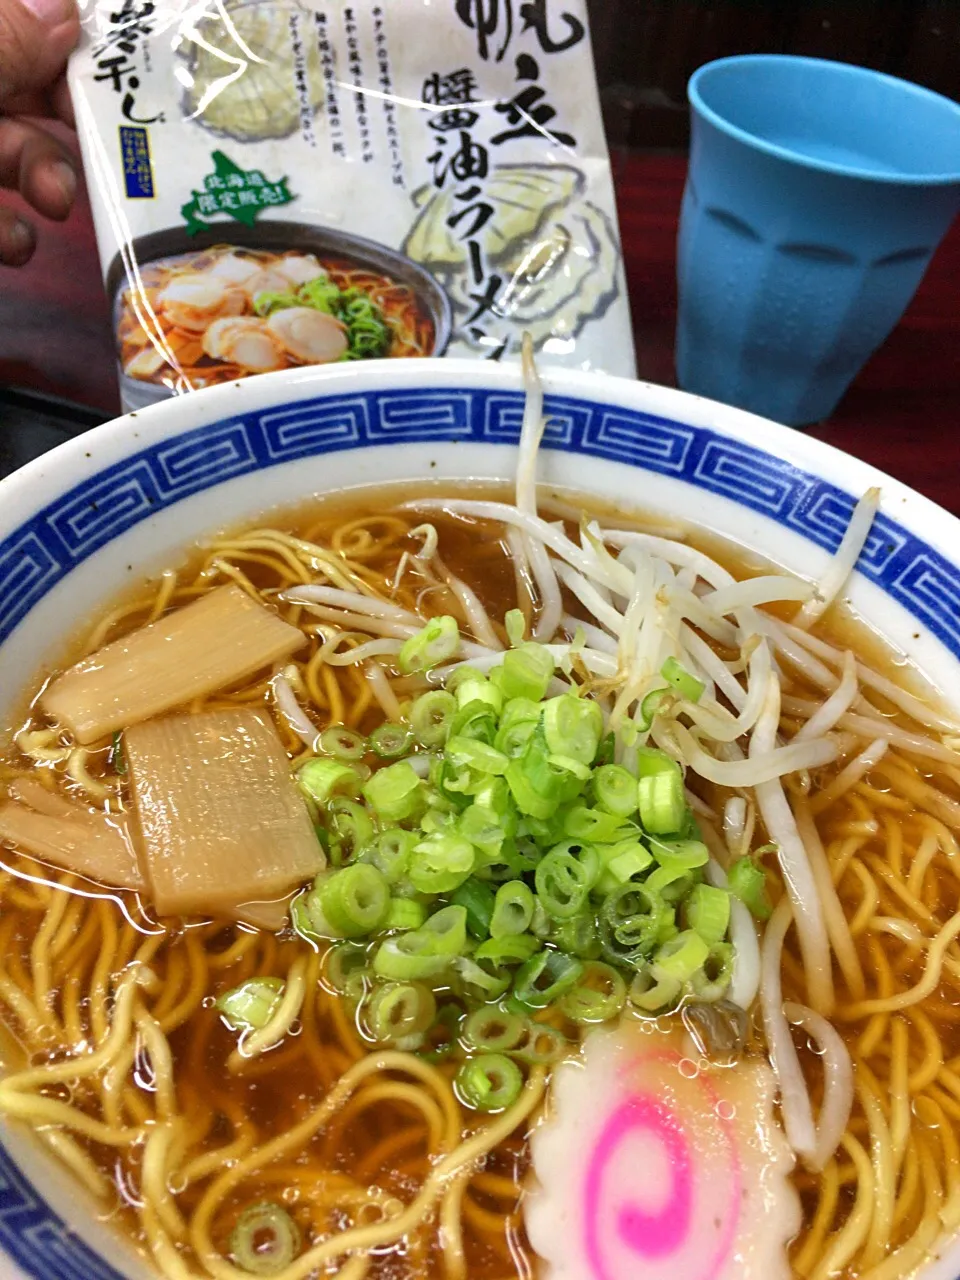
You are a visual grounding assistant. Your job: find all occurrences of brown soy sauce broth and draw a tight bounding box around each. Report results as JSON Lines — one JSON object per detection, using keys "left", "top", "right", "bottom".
{"left": 0, "top": 480, "right": 958, "bottom": 1278}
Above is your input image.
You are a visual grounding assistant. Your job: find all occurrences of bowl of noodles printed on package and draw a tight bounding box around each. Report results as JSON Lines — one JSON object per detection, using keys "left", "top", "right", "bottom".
{"left": 107, "top": 218, "right": 453, "bottom": 410}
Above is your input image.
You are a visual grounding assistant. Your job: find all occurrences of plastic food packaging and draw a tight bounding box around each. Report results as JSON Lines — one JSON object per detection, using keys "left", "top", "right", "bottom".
{"left": 69, "top": 0, "right": 636, "bottom": 411}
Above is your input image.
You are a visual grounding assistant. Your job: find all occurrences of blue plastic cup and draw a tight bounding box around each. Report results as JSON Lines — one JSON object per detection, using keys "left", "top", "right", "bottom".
{"left": 675, "top": 55, "right": 960, "bottom": 426}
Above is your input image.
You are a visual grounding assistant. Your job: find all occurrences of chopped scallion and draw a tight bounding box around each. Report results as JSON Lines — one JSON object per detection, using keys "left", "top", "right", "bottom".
{"left": 216, "top": 978, "right": 284, "bottom": 1032}
{"left": 367, "top": 982, "right": 436, "bottom": 1044}
{"left": 369, "top": 722, "right": 413, "bottom": 759}
{"left": 399, "top": 615, "right": 459, "bottom": 674}
{"left": 362, "top": 760, "right": 423, "bottom": 822}
{"left": 229, "top": 1201, "right": 301, "bottom": 1276}
{"left": 410, "top": 690, "right": 456, "bottom": 747}
{"left": 319, "top": 725, "right": 367, "bottom": 760}
{"left": 317, "top": 864, "right": 390, "bottom": 938}
{"left": 660, "top": 656, "right": 705, "bottom": 704}
{"left": 455, "top": 1053, "right": 523, "bottom": 1112}
{"left": 685, "top": 883, "right": 731, "bottom": 945}
{"left": 298, "top": 757, "right": 361, "bottom": 805}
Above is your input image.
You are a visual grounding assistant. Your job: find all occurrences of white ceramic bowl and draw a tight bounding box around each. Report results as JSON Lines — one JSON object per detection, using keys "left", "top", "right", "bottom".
{"left": 1, "top": 359, "right": 958, "bottom": 1280}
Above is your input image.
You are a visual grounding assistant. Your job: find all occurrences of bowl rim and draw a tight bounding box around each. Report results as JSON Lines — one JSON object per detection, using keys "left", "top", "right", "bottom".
{"left": 3, "top": 356, "right": 959, "bottom": 577}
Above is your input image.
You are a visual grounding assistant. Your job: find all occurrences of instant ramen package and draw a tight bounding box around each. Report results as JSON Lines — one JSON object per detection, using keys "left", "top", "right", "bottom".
{"left": 69, "top": 0, "right": 636, "bottom": 410}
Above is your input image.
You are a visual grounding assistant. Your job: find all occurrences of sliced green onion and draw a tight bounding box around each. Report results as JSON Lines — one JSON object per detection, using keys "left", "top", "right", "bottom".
{"left": 474, "top": 933, "right": 540, "bottom": 966}
{"left": 446, "top": 703, "right": 498, "bottom": 749}
{"left": 370, "top": 722, "right": 413, "bottom": 759}
{"left": 534, "top": 850, "right": 592, "bottom": 920}
{"left": 591, "top": 764, "right": 638, "bottom": 818}
{"left": 384, "top": 898, "right": 427, "bottom": 931}
{"left": 399, "top": 615, "right": 459, "bottom": 674}
{"left": 446, "top": 736, "right": 509, "bottom": 776}
{"left": 452, "top": 956, "right": 511, "bottom": 1001}
{"left": 445, "top": 665, "right": 484, "bottom": 694}
{"left": 513, "top": 949, "right": 584, "bottom": 1008}
{"left": 372, "top": 939, "right": 448, "bottom": 982}
{"left": 216, "top": 978, "right": 283, "bottom": 1031}
{"left": 499, "top": 697, "right": 542, "bottom": 730}
{"left": 636, "top": 746, "right": 681, "bottom": 778}
{"left": 229, "top": 1201, "right": 301, "bottom": 1275}
{"left": 686, "top": 883, "right": 731, "bottom": 945}
{"left": 499, "top": 643, "right": 555, "bottom": 702}
{"left": 690, "top": 942, "right": 735, "bottom": 1002}
{"left": 363, "top": 760, "right": 423, "bottom": 822}
{"left": 319, "top": 725, "right": 367, "bottom": 760}
{"left": 359, "top": 828, "right": 417, "bottom": 885}
{"left": 603, "top": 839, "right": 654, "bottom": 885}
{"left": 637, "top": 685, "right": 670, "bottom": 730}
{"left": 325, "top": 942, "right": 369, "bottom": 999}
{"left": 410, "top": 690, "right": 457, "bottom": 747}
{"left": 629, "top": 970, "right": 682, "bottom": 1013}
{"left": 490, "top": 880, "right": 535, "bottom": 938}
{"left": 324, "top": 798, "right": 375, "bottom": 866}
{"left": 602, "top": 882, "right": 670, "bottom": 955}
{"left": 111, "top": 731, "right": 127, "bottom": 776}
{"left": 505, "top": 608, "right": 526, "bottom": 646}
{"left": 653, "top": 930, "right": 710, "bottom": 983}
{"left": 728, "top": 855, "right": 772, "bottom": 919}
{"left": 456, "top": 1052, "right": 524, "bottom": 1112}
{"left": 512, "top": 1020, "right": 569, "bottom": 1064}
{"left": 542, "top": 694, "right": 603, "bottom": 766}
{"left": 563, "top": 804, "right": 631, "bottom": 843}
{"left": 595, "top": 731, "right": 616, "bottom": 767}
{"left": 552, "top": 911, "right": 602, "bottom": 960}
{"left": 367, "top": 982, "right": 436, "bottom": 1044}
{"left": 450, "top": 877, "right": 497, "bottom": 939}
{"left": 462, "top": 1006, "right": 526, "bottom": 1053}
{"left": 660, "top": 656, "right": 705, "bottom": 704}
{"left": 457, "top": 801, "right": 511, "bottom": 863}
{"left": 373, "top": 904, "right": 469, "bottom": 980}
{"left": 638, "top": 768, "right": 686, "bottom": 835}
{"left": 418, "top": 1003, "right": 463, "bottom": 1063}
{"left": 290, "top": 893, "right": 322, "bottom": 944}
{"left": 650, "top": 838, "right": 709, "bottom": 869}
{"left": 645, "top": 859, "right": 696, "bottom": 900}
{"left": 560, "top": 961, "right": 627, "bottom": 1023}
{"left": 318, "top": 864, "right": 390, "bottom": 938}
{"left": 456, "top": 676, "right": 503, "bottom": 715}
{"left": 298, "top": 758, "right": 361, "bottom": 804}
{"left": 408, "top": 832, "right": 475, "bottom": 894}
{"left": 494, "top": 715, "right": 539, "bottom": 759}
{"left": 529, "top": 897, "right": 552, "bottom": 938}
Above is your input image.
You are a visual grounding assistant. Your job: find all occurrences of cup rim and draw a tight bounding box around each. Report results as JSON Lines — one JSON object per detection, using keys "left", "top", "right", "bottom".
{"left": 688, "top": 53, "right": 960, "bottom": 186}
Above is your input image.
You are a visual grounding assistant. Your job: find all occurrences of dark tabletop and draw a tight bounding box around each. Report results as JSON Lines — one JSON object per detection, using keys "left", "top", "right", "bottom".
{"left": 1, "top": 150, "right": 958, "bottom": 511}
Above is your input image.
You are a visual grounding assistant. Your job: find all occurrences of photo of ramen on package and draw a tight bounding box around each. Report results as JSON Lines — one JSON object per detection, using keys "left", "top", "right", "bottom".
{"left": 68, "top": 0, "right": 636, "bottom": 410}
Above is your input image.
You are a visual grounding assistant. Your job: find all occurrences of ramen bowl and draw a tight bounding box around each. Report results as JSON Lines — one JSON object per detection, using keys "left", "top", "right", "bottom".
{"left": 0, "top": 359, "right": 959, "bottom": 1279}
{"left": 105, "top": 223, "right": 453, "bottom": 411}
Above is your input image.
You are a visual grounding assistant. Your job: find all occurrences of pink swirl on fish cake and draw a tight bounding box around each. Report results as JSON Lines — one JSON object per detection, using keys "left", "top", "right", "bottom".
{"left": 582, "top": 1049, "right": 742, "bottom": 1280}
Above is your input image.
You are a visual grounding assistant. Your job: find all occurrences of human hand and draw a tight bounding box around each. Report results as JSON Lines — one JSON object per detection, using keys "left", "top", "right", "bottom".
{"left": 0, "top": 0, "right": 80, "bottom": 265}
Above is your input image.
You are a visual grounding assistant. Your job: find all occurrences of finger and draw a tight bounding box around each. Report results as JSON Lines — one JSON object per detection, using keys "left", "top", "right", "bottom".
{"left": 51, "top": 73, "right": 74, "bottom": 128}
{"left": 4, "top": 78, "right": 77, "bottom": 127}
{"left": 0, "top": 0, "right": 79, "bottom": 101}
{"left": 0, "top": 204, "right": 36, "bottom": 266}
{"left": 0, "top": 117, "right": 76, "bottom": 219}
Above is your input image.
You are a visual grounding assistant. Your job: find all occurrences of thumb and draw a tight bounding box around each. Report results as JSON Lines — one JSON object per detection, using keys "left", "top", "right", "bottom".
{"left": 0, "top": 0, "right": 79, "bottom": 102}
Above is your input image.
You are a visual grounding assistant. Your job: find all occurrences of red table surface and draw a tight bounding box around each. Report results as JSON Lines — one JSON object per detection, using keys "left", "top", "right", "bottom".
{"left": 1, "top": 150, "right": 958, "bottom": 516}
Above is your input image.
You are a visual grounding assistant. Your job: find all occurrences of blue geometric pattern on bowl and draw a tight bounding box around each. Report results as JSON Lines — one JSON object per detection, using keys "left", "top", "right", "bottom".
{"left": 1, "top": 382, "right": 959, "bottom": 1279}
{"left": 0, "top": 1153, "right": 125, "bottom": 1280}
